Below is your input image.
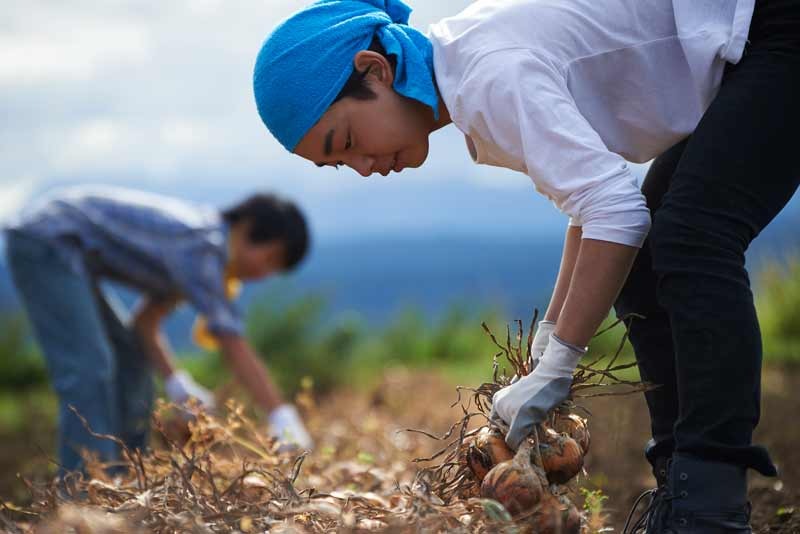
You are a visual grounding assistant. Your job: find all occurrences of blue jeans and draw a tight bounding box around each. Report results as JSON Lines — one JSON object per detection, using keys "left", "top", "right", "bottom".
{"left": 4, "top": 231, "right": 153, "bottom": 474}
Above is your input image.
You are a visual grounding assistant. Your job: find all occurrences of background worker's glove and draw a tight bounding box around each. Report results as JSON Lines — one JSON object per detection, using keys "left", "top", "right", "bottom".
{"left": 529, "top": 320, "right": 556, "bottom": 370}
{"left": 165, "top": 370, "right": 216, "bottom": 410}
{"left": 268, "top": 404, "right": 314, "bottom": 450}
{"left": 491, "top": 334, "right": 585, "bottom": 450}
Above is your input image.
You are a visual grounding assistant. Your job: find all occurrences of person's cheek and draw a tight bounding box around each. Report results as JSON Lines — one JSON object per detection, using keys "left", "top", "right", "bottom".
{"left": 408, "top": 141, "right": 428, "bottom": 168}
{"left": 243, "top": 255, "right": 260, "bottom": 280}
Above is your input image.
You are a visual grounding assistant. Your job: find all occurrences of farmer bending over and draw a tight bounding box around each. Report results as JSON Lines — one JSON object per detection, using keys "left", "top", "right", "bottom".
{"left": 251, "top": 0, "right": 800, "bottom": 531}
{"left": 4, "top": 186, "right": 313, "bottom": 474}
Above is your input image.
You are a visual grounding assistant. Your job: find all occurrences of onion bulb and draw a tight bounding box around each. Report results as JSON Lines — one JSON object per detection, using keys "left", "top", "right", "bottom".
{"left": 466, "top": 426, "right": 514, "bottom": 482}
{"left": 538, "top": 427, "right": 584, "bottom": 485}
{"left": 480, "top": 441, "right": 546, "bottom": 517}
{"left": 551, "top": 412, "right": 590, "bottom": 454}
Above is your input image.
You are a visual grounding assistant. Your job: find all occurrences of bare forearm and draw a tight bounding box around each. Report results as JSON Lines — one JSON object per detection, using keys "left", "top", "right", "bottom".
{"left": 219, "top": 336, "right": 283, "bottom": 412}
{"left": 555, "top": 238, "right": 638, "bottom": 348}
{"left": 138, "top": 328, "right": 176, "bottom": 379}
{"left": 544, "top": 225, "right": 583, "bottom": 323}
{"left": 133, "top": 297, "right": 178, "bottom": 379}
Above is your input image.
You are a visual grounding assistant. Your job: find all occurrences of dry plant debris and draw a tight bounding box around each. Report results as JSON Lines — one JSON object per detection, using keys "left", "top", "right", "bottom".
{"left": 5, "top": 313, "right": 647, "bottom": 533}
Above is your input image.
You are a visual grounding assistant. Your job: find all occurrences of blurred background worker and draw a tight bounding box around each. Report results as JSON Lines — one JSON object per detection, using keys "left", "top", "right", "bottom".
{"left": 3, "top": 185, "right": 313, "bottom": 473}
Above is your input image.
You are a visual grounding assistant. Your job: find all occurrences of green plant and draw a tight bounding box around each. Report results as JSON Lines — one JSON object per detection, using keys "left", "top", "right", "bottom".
{"left": 241, "top": 291, "right": 508, "bottom": 395}
{"left": 756, "top": 254, "right": 800, "bottom": 363}
{"left": 580, "top": 487, "right": 610, "bottom": 533}
{"left": 0, "top": 313, "right": 47, "bottom": 390}
{"left": 244, "top": 292, "right": 356, "bottom": 394}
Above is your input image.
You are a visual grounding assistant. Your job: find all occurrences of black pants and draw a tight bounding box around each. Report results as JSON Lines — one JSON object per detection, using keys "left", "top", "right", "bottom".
{"left": 614, "top": 0, "right": 800, "bottom": 477}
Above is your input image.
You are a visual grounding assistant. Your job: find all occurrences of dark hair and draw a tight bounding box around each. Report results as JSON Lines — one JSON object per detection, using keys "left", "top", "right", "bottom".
{"left": 222, "top": 194, "right": 309, "bottom": 270}
{"left": 333, "top": 37, "right": 397, "bottom": 103}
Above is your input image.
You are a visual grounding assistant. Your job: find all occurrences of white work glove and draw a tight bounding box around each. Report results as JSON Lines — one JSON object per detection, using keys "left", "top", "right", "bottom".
{"left": 268, "top": 404, "right": 314, "bottom": 450}
{"left": 529, "top": 320, "right": 556, "bottom": 370}
{"left": 165, "top": 370, "right": 216, "bottom": 410}
{"left": 509, "top": 320, "right": 556, "bottom": 385}
{"left": 491, "top": 333, "right": 585, "bottom": 450}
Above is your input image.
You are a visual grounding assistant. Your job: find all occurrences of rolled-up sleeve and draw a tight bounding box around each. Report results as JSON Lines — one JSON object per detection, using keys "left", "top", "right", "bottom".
{"left": 454, "top": 49, "right": 651, "bottom": 248}
{"left": 166, "top": 244, "right": 244, "bottom": 337}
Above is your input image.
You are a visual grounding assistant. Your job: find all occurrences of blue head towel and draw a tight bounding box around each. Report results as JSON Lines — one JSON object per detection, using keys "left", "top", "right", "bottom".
{"left": 253, "top": 0, "right": 438, "bottom": 152}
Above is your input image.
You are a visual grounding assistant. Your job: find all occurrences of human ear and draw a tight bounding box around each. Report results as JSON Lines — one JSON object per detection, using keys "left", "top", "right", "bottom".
{"left": 353, "top": 50, "right": 394, "bottom": 87}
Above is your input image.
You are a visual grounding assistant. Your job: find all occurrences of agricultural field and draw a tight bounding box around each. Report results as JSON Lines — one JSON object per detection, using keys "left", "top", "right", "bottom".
{"left": 2, "top": 365, "right": 799, "bottom": 533}
{"left": 1, "top": 257, "right": 799, "bottom": 532}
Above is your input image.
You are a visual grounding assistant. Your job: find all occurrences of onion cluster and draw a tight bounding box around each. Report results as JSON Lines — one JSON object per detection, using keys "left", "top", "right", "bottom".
{"left": 462, "top": 412, "right": 589, "bottom": 533}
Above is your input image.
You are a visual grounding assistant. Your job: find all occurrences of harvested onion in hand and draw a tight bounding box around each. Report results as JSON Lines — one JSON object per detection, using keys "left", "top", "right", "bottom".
{"left": 466, "top": 425, "right": 514, "bottom": 482}
{"left": 551, "top": 411, "right": 591, "bottom": 454}
{"left": 538, "top": 426, "right": 584, "bottom": 485}
{"left": 462, "top": 417, "right": 587, "bottom": 532}
{"left": 480, "top": 440, "right": 546, "bottom": 517}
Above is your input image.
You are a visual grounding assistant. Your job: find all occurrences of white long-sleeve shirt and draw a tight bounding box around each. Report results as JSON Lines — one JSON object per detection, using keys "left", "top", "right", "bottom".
{"left": 428, "top": 0, "right": 754, "bottom": 247}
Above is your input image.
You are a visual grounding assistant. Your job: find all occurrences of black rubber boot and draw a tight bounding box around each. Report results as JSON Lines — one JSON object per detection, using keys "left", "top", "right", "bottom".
{"left": 664, "top": 453, "right": 752, "bottom": 533}
{"left": 623, "top": 457, "right": 671, "bottom": 533}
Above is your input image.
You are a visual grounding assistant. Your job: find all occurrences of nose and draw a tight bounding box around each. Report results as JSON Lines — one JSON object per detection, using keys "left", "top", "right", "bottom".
{"left": 344, "top": 154, "right": 376, "bottom": 177}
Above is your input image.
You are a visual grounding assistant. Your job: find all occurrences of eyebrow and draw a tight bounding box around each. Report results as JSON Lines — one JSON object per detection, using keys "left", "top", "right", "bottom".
{"left": 314, "top": 128, "right": 337, "bottom": 167}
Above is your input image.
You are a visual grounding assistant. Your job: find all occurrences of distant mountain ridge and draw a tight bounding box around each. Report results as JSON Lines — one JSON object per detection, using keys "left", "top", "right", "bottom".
{"left": 0, "top": 203, "right": 796, "bottom": 350}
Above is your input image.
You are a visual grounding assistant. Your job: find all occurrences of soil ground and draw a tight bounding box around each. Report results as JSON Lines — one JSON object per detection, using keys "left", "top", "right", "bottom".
{"left": 579, "top": 366, "right": 800, "bottom": 532}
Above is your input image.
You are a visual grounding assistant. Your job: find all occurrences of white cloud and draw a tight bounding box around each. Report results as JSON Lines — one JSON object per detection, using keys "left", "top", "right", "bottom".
{"left": 73, "top": 119, "right": 121, "bottom": 153}
{"left": 53, "top": 118, "right": 130, "bottom": 172}
{"left": 0, "top": 178, "right": 38, "bottom": 224}
{"left": 47, "top": 117, "right": 222, "bottom": 179}
{"left": 159, "top": 119, "right": 212, "bottom": 150}
{"left": 183, "top": 0, "right": 224, "bottom": 17}
{"left": 0, "top": 21, "right": 151, "bottom": 86}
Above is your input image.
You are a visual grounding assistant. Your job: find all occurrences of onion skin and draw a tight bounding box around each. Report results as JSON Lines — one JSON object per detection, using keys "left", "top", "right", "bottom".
{"left": 480, "top": 437, "right": 586, "bottom": 529}
{"left": 480, "top": 461, "right": 545, "bottom": 517}
{"left": 563, "top": 503, "right": 582, "bottom": 533}
{"left": 538, "top": 427, "right": 584, "bottom": 485}
{"left": 461, "top": 479, "right": 482, "bottom": 499}
{"left": 527, "top": 495, "right": 564, "bottom": 534}
{"left": 474, "top": 419, "right": 588, "bottom": 519}
{"left": 466, "top": 443, "right": 492, "bottom": 482}
{"left": 557, "top": 495, "right": 583, "bottom": 534}
{"left": 480, "top": 441, "right": 545, "bottom": 517}
{"left": 466, "top": 426, "right": 514, "bottom": 482}
{"left": 518, "top": 495, "right": 582, "bottom": 534}
{"left": 552, "top": 413, "right": 591, "bottom": 454}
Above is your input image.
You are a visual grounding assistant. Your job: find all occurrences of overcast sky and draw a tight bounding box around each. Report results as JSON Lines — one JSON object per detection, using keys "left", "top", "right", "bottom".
{"left": 0, "top": 0, "right": 654, "bottom": 241}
